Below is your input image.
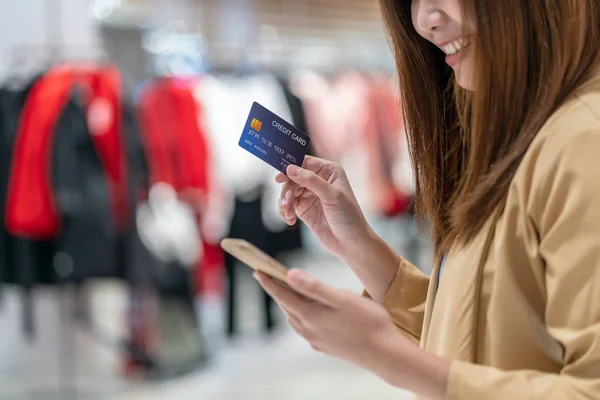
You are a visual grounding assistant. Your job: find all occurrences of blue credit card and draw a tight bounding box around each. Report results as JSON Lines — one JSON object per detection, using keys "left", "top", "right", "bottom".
{"left": 239, "top": 102, "right": 310, "bottom": 174}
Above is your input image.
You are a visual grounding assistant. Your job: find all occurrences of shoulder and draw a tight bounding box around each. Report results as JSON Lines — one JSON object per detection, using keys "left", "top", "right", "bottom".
{"left": 535, "top": 96, "right": 600, "bottom": 184}
{"left": 516, "top": 85, "right": 600, "bottom": 179}
{"left": 512, "top": 87, "right": 600, "bottom": 234}
{"left": 536, "top": 90, "right": 600, "bottom": 153}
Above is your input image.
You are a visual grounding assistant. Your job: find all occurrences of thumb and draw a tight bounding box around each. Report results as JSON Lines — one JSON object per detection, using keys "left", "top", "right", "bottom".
{"left": 286, "top": 164, "right": 333, "bottom": 201}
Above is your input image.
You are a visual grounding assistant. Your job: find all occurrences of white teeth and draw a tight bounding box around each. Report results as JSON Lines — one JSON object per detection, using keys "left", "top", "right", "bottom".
{"left": 442, "top": 38, "right": 469, "bottom": 55}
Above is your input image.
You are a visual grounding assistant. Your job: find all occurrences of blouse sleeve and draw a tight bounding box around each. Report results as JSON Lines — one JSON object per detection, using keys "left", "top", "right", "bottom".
{"left": 365, "top": 258, "right": 430, "bottom": 343}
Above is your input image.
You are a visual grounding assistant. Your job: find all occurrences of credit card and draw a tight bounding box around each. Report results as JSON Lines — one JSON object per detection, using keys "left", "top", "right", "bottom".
{"left": 239, "top": 102, "right": 310, "bottom": 174}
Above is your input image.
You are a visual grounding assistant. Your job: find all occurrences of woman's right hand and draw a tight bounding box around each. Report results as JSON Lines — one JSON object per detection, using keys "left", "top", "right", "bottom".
{"left": 278, "top": 156, "right": 404, "bottom": 303}
{"left": 277, "top": 156, "right": 370, "bottom": 259}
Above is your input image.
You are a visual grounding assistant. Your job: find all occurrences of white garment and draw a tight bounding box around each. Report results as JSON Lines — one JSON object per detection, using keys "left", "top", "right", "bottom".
{"left": 194, "top": 74, "right": 292, "bottom": 234}
{"left": 392, "top": 128, "right": 416, "bottom": 196}
{"left": 136, "top": 183, "right": 203, "bottom": 268}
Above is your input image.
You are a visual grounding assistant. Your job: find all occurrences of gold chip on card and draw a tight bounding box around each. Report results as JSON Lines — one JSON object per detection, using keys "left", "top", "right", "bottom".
{"left": 250, "top": 118, "right": 263, "bottom": 132}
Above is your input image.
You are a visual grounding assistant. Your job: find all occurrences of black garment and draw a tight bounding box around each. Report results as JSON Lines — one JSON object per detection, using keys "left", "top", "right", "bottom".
{"left": 121, "top": 100, "right": 150, "bottom": 205}
{"left": 0, "top": 83, "right": 38, "bottom": 287}
{"left": 225, "top": 195, "right": 276, "bottom": 336}
{"left": 0, "top": 88, "right": 12, "bottom": 292}
{"left": 51, "top": 88, "right": 117, "bottom": 281}
{"left": 0, "top": 80, "right": 63, "bottom": 338}
{"left": 0, "top": 82, "right": 52, "bottom": 338}
{"left": 0, "top": 81, "right": 118, "bottom": 339}
{"left": 277, "top": 77, "right": 309, "bottom": 137}
{"left": 0, "top": 79, "right": 154, "bottom": 341}
{"left": 120, "top": 99, "right": 153, "bottom": 285}
{"left": 277, "top": 77, "right": 315, "bottom": 157}
{"left": 268, "top": 79, "right": 306, "bottom": 256}
{"left": 59, "top": 93, "right": 153, "bottom": 284}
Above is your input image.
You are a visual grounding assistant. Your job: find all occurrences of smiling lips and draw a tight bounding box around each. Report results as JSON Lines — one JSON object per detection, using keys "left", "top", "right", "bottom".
{"left": 441, "top": 38, "right": 469, "bottom": 55}
{"left": 440, "top": 38, "right": 470, "bottom": 66}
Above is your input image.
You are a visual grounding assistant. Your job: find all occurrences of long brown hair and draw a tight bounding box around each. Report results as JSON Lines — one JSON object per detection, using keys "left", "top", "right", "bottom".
{"left": 380, "top": 0, "right": 600, "bottom": 259}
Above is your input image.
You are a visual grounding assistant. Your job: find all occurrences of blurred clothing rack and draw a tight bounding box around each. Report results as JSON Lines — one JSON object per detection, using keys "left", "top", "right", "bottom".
{"left": 194, "top": 0, "right": 393, "bottom": 71}
{"left": 97, "top": 0, "right": 395, "bottom": 83}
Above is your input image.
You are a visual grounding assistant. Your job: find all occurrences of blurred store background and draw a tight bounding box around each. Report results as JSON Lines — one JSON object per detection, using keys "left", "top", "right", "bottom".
{"left": 0, "top": 0, "right": 432, "bottom": 399}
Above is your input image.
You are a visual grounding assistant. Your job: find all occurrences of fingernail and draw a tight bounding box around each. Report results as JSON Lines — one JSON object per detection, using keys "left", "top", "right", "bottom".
{"left": 282, "top": 191, "right": 290, "bottom": 206}
{"left": 288, "top": 165, "right": 300, "bottom": 177}
{"left": 253, "top": 272, "right": 259, "bottom": 280}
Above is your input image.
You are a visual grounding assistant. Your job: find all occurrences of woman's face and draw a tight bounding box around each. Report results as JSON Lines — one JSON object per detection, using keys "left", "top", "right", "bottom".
{"left": 411, "top": 0, "right": 474, "bottom": 90}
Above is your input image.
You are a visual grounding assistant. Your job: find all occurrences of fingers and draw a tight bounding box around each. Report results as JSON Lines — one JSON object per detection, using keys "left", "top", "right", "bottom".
{"left": 277, "top": 156, "right": 340, "bottom": 180}
{"left": 279, "top": 185, "right": 298, "bottom": 225}
{"left": 288, "top": 315, "right": 305, "bottom": 334}
{"left": 256, "top": 271, "right": 329, "bottom": 353}
{"left": 254, "top": 272, "right": 315, "bottom": 317}
{"left": 286, "top": 164, "right": 333, "bottom": 202}
{"left": 281, "top": 181, "right": 304, "bottom": 206}
{"left": 286, "top": 315, "right": 322, "bottom": 349}
{"left": 275, "top": 157, "right": 328, "bottom": 182}
{"left": 303, "top": 155, "right": 330, "bottom": 171}
{"left": 275, "top": 173, "right": 289, "bottom": 184}
{"left": 281, "top": 201, "right": 297, "bottom": 225}
{"left": 285, "top": 196, "right": 300, "bottom": 223}
{"left": 286, "top": 269, "right": 345, "bottom": 309}
{"left": 279, "top": 180, "right": 306, "bottom": 225}
{"left": 276, "top": 156, "right": 343, "bottom": 222}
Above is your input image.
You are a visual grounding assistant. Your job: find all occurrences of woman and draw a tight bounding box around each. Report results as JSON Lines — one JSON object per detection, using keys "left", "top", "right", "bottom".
{"left": 254, "top": 0, "right": 600, "bottom": 399}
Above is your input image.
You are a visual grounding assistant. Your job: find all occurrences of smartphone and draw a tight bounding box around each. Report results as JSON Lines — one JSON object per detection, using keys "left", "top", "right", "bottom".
{"left": 220, "top": 238, "right": 295, "bottom": 291}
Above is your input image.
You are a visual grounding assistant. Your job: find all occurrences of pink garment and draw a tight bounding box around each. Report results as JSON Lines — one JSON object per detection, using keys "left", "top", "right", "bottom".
{"left": 291, "top": 70, "right": 411, "bottom": 216}
{"left": 290, "top": 72, "right": 353, "bottom": 160}
{"left": 367, "top": 75, "right": 411, "bottom": 216}
{"left": 333, "top": 71, "right": 400, "bottom": 215}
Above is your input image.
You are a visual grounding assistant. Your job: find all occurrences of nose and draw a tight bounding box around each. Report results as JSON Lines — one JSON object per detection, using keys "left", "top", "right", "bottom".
{"left": 413, "top": 1, "right": 446, "bottom": 34}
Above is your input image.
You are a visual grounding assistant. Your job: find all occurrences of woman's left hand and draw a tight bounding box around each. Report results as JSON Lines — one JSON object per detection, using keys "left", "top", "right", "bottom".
{"left": 255, "top": 269, "right": 451, "bottom": 399}
{"left": 254, "top": 269, "right": 406, "bottom": 375}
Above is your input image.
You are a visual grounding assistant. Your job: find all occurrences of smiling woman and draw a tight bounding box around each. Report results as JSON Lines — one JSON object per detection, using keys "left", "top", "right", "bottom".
{"left": 382, "top": 0, "right": 600, "bottom": 259}
{"left": 256, "top": 0, "right": 600, "bottom": 399}
{"left": 410, "top": 0, "right": 474, "bottom": 89}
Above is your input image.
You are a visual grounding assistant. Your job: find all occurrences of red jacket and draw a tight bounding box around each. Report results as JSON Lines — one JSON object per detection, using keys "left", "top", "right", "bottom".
{"left": 6, "top": 65, "right": 132, "bottom": 238}
{"left": 5, "top": 67, "right": 73, "bottom": 238}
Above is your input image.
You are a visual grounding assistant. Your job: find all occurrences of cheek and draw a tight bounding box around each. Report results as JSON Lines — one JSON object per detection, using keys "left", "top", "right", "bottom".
{"left": 410, "top": 0, "right": 426, "bottom": 39}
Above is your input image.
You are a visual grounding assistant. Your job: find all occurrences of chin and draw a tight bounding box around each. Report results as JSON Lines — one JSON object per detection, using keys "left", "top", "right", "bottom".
{"left": 455, "top": 67, "right": 474, "bottom": 91}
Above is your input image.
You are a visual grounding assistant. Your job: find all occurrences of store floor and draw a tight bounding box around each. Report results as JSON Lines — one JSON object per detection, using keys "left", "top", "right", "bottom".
{"left": 119, "top": 253, "right": 413, "bottom": 400}
{"left": 0, "top": 221, "right": 427, "bottom": 399}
